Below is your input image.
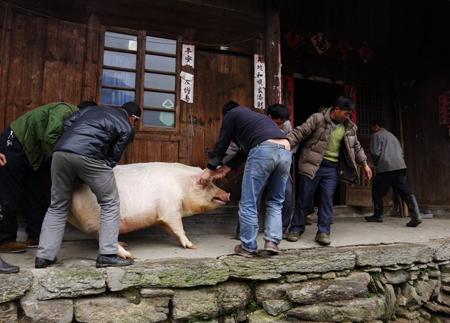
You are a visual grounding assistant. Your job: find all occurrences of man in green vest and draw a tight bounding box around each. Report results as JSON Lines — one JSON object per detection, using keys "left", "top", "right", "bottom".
{"left": 0, "top": 101, "right": 95, "bottom": 254}
{"left": 285, "top": 96, "right": 372, "bottom": 245}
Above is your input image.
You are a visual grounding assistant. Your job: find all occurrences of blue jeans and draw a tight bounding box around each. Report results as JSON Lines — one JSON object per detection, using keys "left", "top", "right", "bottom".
{"left": 239, "top": 142, "right": 292, "bottom": 252}
{"left": 290, "top": 161, "right": 338, "bottom": 235}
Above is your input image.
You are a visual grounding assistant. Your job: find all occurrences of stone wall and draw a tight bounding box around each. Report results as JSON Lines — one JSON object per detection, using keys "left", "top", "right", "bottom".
{"left": 1, "top": 239, "right": 450, "bottom": 322}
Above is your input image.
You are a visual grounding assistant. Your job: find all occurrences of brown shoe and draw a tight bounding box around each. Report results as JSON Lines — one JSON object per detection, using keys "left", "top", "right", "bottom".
{"left": 234, "top": 244, "right": 257, "bottom": 258}
{"left": 263, "top": 241, "right": 282, "bottom": 255}
{"left": 0, "top": 242, "right": 27, "bottom": 253}
{"left": 285, "top": 231, "right": 301, "bottom": 242}
{"left": 25, "top": 239, "right": 39, "bottom": 248}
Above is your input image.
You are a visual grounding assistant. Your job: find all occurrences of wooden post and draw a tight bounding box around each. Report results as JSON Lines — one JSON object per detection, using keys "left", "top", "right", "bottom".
{"left": 264, "top": 0, "right": 281, "bottom": 106}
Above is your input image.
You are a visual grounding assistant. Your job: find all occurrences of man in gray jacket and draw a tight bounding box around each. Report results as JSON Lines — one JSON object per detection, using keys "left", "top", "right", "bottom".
{"left": 365, "top": 120, "right": 422, "bottom": 227}
{"left": 286, "top": 96, "right": 372, "bottom": 245}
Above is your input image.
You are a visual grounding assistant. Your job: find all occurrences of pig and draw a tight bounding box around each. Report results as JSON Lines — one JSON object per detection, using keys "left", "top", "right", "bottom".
{"left": 67, "top": 162, "right": 230, "bottom": 258}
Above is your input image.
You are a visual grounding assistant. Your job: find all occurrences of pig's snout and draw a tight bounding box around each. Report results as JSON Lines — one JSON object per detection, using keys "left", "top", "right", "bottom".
{"left": 212, "top": 192, "right": 230, "bottom": 205}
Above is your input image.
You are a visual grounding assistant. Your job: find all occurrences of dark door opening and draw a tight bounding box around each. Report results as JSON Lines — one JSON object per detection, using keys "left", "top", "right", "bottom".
{"left": 293, "top": 79, "right": 345, "bottom": 206}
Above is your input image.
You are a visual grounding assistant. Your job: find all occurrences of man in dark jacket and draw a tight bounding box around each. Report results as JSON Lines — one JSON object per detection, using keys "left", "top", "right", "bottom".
{"left": 201, "top": 101, "right": 292, "bottom": 257}
{"left": 365, "top": 120, "right": 422, "bottom": 227}
{"left": 0, "top": 152, "right": 20, "bottom": 273}
{"left": 35, "top": 102, "right": 141, "bottom": 268}
{"left": 286, "top": 96, "right": 372, "bottom": 245}
{"left": 0, "top": 102, "right": 83, "bottom": 253}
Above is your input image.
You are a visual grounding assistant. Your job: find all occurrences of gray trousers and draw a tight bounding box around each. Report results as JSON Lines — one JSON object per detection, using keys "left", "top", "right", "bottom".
{"left": 37, "top": 151, "right": 120, "bottom": 260}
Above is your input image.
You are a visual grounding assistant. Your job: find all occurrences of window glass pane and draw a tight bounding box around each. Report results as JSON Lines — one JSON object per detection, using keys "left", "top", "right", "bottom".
{"left": 145, "top": 54, "right": 176, "bottom": 73}
{"left": 105, "top": 32, "right": 137, "bottom": 51}
{"left": 144, "top": 110, "right": 175, "bottom": 128}
{"left": 146, "top": 36, "right": 176, "bottom": 54}
{"left": 101, "top": 88, "right": 135, "bottom": 106}
{"left": 104, "top": 50, "right": 136, "bottom": 69}
{"left": 103, "top": 69, "right": 136, "bottom": 88}
{"left": 145, "top": 73, "right": 175, "bottom": 91}
{"left": 144, "top": 91, "right": 175, "bottom": 110}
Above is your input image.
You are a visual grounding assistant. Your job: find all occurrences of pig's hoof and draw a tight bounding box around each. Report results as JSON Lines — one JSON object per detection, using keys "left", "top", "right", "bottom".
{"left": 118, "top": 245, "right": 134, "bottom": 259}
{"left": 181, "top": 240, "right": 194, "bottom": 249}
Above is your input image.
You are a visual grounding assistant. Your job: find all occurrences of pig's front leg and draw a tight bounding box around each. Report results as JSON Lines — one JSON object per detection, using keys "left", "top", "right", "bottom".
{"left": 161, "top": 215, "right": 195, "bottom": 249}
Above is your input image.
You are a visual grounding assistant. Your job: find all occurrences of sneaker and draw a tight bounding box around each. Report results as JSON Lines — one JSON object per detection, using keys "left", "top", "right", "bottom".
{"left": 233, "top": 244, "right": 257, "bottom": 258}
{"left": 0, "top": 242, "right": 27, "bottom": 253}
{"left": 285, "top": 231, "right": 301, "bottom": 242}
{"left": 315, "top": 232, "right": 331, "bottom": 246}
{"left": 364, "top": 215, "right": 383, "bottom": 223}
{"left": 96, "top": 255, "right": 134, "bottom": 268}
{"left": 263, "top": 241, "right": 282, "bottom": 255}
{"left": 35, "top": 257, "right": 57, "bottom": 269}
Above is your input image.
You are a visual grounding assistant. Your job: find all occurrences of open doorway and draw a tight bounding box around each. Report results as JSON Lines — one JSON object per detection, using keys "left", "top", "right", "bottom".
{"left": 293, "top": 78, "right": 345, "bottom": 205}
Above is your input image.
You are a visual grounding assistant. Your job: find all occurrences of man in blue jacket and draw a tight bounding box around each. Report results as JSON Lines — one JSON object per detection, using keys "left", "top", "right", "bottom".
{"left": 35, "top": 102, "right": 141, "bottom": 268}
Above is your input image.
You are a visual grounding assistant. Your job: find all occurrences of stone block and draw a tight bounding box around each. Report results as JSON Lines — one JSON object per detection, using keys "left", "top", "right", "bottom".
{"left": 172, "top": 282, "right": 250, "bottom": 321}
{"left": 21, "top": 298, "right": 73, "bottom": 323}
{"left": 247, "top": 309, "right": 290, "bottom": 323}
{"left": 285, "top": 274, "right": 307, "bottom": 283}
{"left": 286, "top": 272, "right": 370, "bottom": 304}
{"left": 321, "top": 272, "right": 337, "bottom": 279}
{"left": 255, "top": 283, "right": 289, "bottom": 303}
{"left": 0, "top": 270, "right": 33, "bottom": 303}
{"left": 140, "top": 288, "right": 174, "bottom": 298}
{"left": 36, "top": 268, "right": 106, "bottom": 300}
{"left": 432, "top": 238, "right": 450, "bottom": 261}
{"left": 287, "top": 296, "right": 386, "bottom": 322}
{"left": 354, "top": 244, "right": 434, "bottom": 267}
{"left": 107, "top": 258, "right": 229, "bottom": 291}
{"left": 222, "top": 248, "right": 355, "bottom": 280}
{"left": 261, "top": 299, "right": 292, "bottom": 316}
{"left": 74, "top": 296, "right": 168, "bottom": 322}
{"left": 383, "top": 270, "right": 410, "bottom": 285}
{"left": 0, "top": 302, "right": 17, "bottom": 323}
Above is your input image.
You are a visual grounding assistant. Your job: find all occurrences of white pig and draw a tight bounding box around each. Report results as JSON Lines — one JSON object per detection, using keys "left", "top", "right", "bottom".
{"left": 67, "top": 162, "right": 230, "bottom": 258}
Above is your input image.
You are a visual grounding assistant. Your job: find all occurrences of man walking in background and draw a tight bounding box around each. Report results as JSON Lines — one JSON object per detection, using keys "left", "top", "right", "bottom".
{"left": 365, "top": 120, "right": 422, "bottom": 227}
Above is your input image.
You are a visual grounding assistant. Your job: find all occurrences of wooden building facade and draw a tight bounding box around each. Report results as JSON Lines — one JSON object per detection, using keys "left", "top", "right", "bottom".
{"left": 0, "top": 0, "right": 281, "bottom": 170}
{"left": 1, "top": 0, "right": 449, "bottom": 208}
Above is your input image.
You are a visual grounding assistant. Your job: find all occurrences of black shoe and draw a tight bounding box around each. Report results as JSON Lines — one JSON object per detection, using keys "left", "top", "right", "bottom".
{"left": 0, "top": 257, "right": 19, "bottom": 274}
{"left": 96, "top": 255, "right": 134, "bottom": 268}
{"left": 406, "top": 219, "right": 422, "bottom": 227}
{"left": 365, "top": 215, "right": 383, "bottom": 223}
{"left": 35, "top": 257, "right": 57, "bottom": 269}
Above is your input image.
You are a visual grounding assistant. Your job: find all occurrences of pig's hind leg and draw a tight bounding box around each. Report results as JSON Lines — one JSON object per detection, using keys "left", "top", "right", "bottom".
{"left": 160, "top": 215, "right": 195, "bottom": 249}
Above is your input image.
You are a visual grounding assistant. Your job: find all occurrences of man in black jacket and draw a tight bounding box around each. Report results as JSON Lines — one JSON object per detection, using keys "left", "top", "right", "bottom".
{"left": 35, "top": 102, "right": 141, "bottom": 268}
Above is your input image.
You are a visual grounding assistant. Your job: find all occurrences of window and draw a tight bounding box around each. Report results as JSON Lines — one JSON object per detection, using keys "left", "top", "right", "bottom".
{"left": 101, "top": 31, "right": 178, "bottom": 129}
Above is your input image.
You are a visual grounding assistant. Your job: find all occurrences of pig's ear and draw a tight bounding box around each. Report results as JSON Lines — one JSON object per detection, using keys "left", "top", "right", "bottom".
{"left": 193, "top": 173, "right": 210, "bottom": 188}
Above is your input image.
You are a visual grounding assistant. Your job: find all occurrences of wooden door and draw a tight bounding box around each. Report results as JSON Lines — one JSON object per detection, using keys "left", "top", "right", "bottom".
{"left": 190, "top": 49, "right": 253, "bottom": 168}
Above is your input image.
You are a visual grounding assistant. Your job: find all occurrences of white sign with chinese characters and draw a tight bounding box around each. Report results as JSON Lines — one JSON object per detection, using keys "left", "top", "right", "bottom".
{"left": 254, "top": 54, "right": 266, "bottom": 109}
{"left": 182, "top": 44, "right": 195, "bottom": 67}
{"left": 180, "top": 71, "right": 194, "bottom": 103}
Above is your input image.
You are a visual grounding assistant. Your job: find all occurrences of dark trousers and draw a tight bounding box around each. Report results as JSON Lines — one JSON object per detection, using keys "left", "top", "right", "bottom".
{"left": 372, "top": 169, "right": 412, "bottom": 216}
{"left": 0, "top": 128, "right": 50, "bottom": 243}
{"left": 290, "top": 161, "right": 338, "bottom": 235}
{"left": 282, "top": 174, "right": 293, "bottom": 233}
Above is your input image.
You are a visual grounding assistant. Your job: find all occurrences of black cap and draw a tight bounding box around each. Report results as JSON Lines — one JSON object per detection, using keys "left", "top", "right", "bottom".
{"left": 334, "top": 96, "right": 354, "bottom": 111}
{"left": 121, "top": 102, "right": 141, "bottom": 118}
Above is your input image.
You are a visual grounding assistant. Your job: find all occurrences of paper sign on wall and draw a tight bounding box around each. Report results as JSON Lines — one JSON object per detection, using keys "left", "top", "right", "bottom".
{"left": 254, "top": 54, "right": 266, "bottom": 109}
{"left": 180, "top": 71, "right": 194, "bottom": 103}
{"left": 182, "top": 44, "right": 195, "bottom": 67}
